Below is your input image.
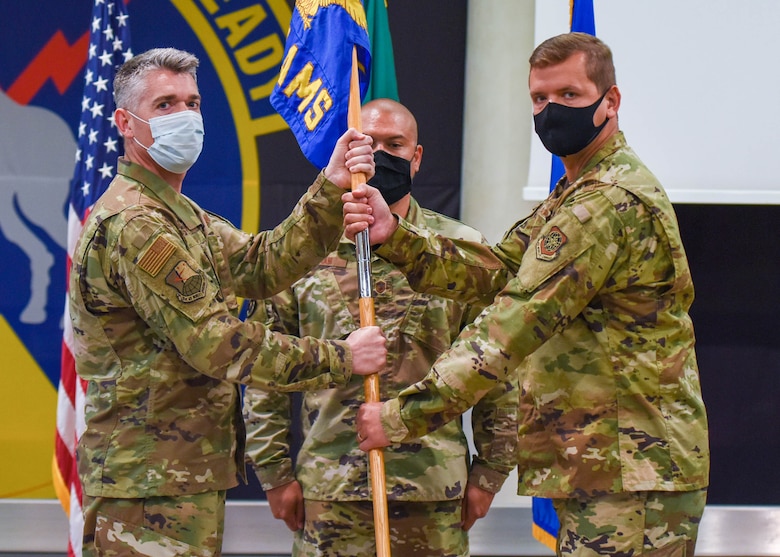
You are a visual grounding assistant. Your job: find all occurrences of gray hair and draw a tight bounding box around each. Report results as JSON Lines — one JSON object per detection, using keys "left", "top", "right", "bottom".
{"left": 114, "top": 48, "right": 199, "bottom": 111}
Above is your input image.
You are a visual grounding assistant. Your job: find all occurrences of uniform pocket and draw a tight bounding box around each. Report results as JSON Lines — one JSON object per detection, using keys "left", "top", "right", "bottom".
{"left": 94, "top": 512, "right": 215, "bottom": 556}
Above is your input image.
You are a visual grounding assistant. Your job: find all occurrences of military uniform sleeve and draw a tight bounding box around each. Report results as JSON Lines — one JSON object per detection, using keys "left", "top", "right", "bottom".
{"left": 468, "top": 375, "right": 518, "bottom": 493}
{"left": 210, "top": 173, "right": 346, "bottom": 300}
{"left": 114, "top": 212, "right": 352, "bottom": 391}
{"left": 374, "top": 217, "right": 511, "bottom": 306}
{"left": 243, "top": 292, "right": 300, "bottom": 489}
{"left": 244, "top": 387, "right": 296, "bottom": 490}
{"left": 380, "top": 191, "right": 625, "bottom": 442}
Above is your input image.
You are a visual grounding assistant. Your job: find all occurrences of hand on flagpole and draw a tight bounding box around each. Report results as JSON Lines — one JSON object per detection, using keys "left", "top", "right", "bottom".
{"left": 324, "top": 128, "right": 375, "bottom": 190}
{"left": 342, "top": 183, "right": 398, "bottom": 243}
{"left": 356, "top": 401, "right": 391, "bottom": 450}
{"left": 346, "top": 326, "right": 387, "bottom": 375}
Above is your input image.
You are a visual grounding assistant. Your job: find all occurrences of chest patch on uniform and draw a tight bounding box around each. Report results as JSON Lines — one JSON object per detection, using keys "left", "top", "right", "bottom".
{"left": 137, "top": 236, "right": 176, "bottom": 277}
{"left": 165, "top": 260, "right": 206, "bottom": 302}
{"left": 536, "top": 226, "right": 568, "bottom": 261}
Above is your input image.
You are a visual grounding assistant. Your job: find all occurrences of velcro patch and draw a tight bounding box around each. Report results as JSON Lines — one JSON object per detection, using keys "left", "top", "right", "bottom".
{"left": 137, "top": 236, "right": 176, "bottom": 277}
{"left": 165, "top": 260, "right": 206, "bottom": 303}
{"left": 320, "top": 255, "right": 348, "bottom": 268}
{"left": 536, "top": 226, "right": 568, "bottom": 261}
{"left": 571, "top": 204, "right": 592, "bottom": 224}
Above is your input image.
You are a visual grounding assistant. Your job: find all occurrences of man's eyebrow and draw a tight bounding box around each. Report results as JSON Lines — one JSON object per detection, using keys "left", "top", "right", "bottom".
{"left": 151, "top": 93, "right": 202, "bottom": 104}
{"left": 152, "top": 94, "right": 176, "bottom": 104}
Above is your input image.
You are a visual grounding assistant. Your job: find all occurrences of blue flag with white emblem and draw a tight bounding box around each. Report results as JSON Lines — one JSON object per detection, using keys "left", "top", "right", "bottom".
{"left": 271, "top": 0, "right": 371, "bottom": 169}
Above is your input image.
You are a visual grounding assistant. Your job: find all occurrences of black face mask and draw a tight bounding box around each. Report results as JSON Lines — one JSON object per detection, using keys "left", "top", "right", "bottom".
{"left": 533, "top": 90, "right": 609, "bottom": 157}
{"left": 368, "top": 150, "right": 413, "bottom": 205}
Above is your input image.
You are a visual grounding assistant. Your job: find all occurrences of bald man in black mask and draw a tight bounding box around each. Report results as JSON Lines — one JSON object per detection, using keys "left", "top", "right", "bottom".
{"left": 243, "top": 99, "right": 519, "bottom": 557}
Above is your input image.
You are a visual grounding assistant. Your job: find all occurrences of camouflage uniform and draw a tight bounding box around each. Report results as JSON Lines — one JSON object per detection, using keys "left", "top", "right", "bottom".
{"left": 82, "top": 491, "right": 225, "bottom": 556}
{"left": 244, "top": 198, "right": 518, "bottom": 557}
{"left": 70, "top": 158, "right": 354, "bottom": 555}
{"left": 374, "top": 133, "right": 710, "bottom": 553}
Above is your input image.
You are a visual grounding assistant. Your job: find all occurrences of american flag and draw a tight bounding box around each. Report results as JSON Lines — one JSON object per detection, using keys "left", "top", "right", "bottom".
{"left": 54, "top": 1, "right": 131, "bottom": 555}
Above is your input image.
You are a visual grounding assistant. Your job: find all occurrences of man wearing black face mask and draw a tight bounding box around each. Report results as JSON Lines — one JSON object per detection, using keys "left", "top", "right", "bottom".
{"left": 348, "top": 34, "right": 709, "bottom": 556}
{"left": 243, "top": 98, "right": 518, "bottom": 557}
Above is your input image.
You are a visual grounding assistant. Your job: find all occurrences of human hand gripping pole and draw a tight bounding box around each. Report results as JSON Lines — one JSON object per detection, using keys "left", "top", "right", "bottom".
{"left": 348, "top": 46, "right": 392, "bottom": 557}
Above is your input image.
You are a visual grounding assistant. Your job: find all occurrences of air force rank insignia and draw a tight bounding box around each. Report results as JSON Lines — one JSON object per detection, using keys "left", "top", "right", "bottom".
{"left": 536, "top": 226, "right": 568, "bottom": 261}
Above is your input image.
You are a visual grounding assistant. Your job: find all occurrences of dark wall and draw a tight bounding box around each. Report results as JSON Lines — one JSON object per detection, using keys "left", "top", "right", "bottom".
{"left": 676, "top": 204, "right": 780, "bottom": 505}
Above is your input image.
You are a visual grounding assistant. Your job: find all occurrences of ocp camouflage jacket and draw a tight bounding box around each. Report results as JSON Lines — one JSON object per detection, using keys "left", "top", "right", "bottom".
{"left": 376, "top": 133, "right": 709, "bottom": 497}
{"left": 244, "top": 198, "right": 518, "bottom": 501}
{"left": 70, "top": 158, "right": 353, "bottom": 498}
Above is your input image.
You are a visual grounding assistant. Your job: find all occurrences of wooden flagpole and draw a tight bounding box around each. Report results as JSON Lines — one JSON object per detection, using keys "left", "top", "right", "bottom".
{"left": 348, "top": 45, "right": 392, "bottom": 557}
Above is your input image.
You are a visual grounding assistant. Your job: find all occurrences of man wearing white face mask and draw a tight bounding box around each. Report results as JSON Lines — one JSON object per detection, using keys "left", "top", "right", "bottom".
{"left": 125, "top": 108, "right": 205, "bottom": 174}
{"left": 69, "top": 47, "right": 387, "bottom": 556}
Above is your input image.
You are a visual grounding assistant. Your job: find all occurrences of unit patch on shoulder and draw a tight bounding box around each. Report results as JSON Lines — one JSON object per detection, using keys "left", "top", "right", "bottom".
{"left": 165, "top": 260, "right": 207, "bottom": 303}
{"left": 536, "top": 226, "right": 568, "bottom": 261}
{"left": 137, "top": 236, "right": 176, "bottom": 277}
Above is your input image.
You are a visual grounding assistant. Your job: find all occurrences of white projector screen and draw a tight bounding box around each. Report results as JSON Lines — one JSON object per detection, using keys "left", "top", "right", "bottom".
{"left": 524, "top": 0, "right": 780, "bottom": 204}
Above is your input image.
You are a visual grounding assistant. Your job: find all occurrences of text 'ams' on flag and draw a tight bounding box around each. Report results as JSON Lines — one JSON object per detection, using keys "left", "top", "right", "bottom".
{"left": 271, "top": 0, "right": 371, "bottom": 169}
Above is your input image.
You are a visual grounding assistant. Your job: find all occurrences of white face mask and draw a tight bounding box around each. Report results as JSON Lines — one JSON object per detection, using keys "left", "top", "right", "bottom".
{"left": 127, "top": 110, "right": 205, "bottom": 173}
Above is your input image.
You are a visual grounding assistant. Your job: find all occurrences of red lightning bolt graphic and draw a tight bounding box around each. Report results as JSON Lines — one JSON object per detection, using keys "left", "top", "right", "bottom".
{"left": 5, "top": 30, "right": 89, "bottom": 105}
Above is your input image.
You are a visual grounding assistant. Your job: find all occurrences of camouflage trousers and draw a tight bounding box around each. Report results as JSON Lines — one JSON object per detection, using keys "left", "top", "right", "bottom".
{"left": 553, "top": 488, "right": 708, "bottom": 556}
{"left": 293, "top": 499, "right": 469, "bottom": 557}
{"left": 82, "top": 490, "right": 226, "bottom": 556}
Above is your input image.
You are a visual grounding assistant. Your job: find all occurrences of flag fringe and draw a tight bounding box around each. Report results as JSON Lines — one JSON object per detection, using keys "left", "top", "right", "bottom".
{"left": 532, "top": 522, "right": 558, "bottom": 552}
{"left": 52, "top": 454, "right": 71, "bottom": 516}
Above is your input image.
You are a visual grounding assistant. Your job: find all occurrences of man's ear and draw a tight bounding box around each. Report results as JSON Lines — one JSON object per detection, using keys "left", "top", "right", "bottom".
{"left": 411, "top": 143, "right": 423, "bottom": 176}
{"left": 606, "top": 85, "right": 621, "bottom": 117}
{"left": 114, "top": 108, "right": 132, "bottom": 138}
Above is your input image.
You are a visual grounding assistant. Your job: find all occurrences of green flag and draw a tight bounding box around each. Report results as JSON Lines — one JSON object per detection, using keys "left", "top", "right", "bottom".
{"left": 364, "top": 0, "right": 399, "bottom": 101}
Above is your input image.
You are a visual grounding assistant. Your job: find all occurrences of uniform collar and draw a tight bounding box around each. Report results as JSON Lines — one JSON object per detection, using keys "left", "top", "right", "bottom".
{"left": 117, "top": 158, "right": 202, "bottom": 230}
{"left": 551, "top": 131, "right": 627, "bottom": 195}
{"left": 578, "top": 131, "right": 627, "bottom": 180}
